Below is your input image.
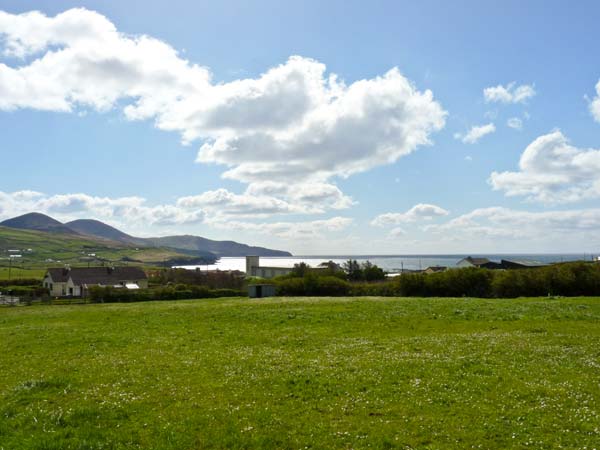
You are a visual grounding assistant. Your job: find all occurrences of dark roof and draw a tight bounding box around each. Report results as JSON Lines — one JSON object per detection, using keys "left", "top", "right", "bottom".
{"left": 501, "top": 259, "right": 547, "bottom": 268}
{"left": 460, "top": 257, "right": 491, "bottom": 266}
{"left": 425, "top": 266, "right": 447, "bottom": 272}
{"left": 47, "top": 267, "right": 147, "bottom": 285}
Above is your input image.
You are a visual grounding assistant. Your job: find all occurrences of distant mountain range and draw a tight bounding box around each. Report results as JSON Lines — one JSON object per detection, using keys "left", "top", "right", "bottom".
{"left": 0, "top": 213, "right": 291, "bottom": 259}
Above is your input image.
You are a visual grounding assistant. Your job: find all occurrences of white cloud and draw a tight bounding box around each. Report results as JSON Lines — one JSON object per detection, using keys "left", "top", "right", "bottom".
{"left": 206, "top": 216, "right": 353, "bottom": 239}
{"left": 0, "top": 189, "right": 358, "bottom": 241}
{"left": 0, "top": 7, "right": 446, "bottom": 196}
{"left": 489, "top": 131, "right": 600, "bottom": 203}
{"left": 483, "top": 82, "right": 536, "bottom": 104}
{"left": 426, "top": 206, "right": 600, "bottom": 241}
{"left": 506, "top": 117, "right": 523, "bottom": 130}
{"left": 176, "top": 189, "right": 303, "bottom": 216}
{"left": 371, "top": 203, "right": 449, "bottom": 227}
{"left": 388, "top": 227, "right": 406, "bottom": 238}
{"left": 0, "top": 191, "right": 205, "bottom": 227}
{"left": 244, "top": 182, "right": 355, "bottom": 212}
{"left": 454, "top": 123, "right": 496, "bottom": 144}
{"left": 590, "top": 79, "right": 600, "bottom": 123}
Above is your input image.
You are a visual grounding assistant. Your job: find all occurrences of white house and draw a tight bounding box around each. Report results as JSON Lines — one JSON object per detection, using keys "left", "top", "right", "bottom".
{"left": 43, "top": 266, "right": 148, "bottom": 297}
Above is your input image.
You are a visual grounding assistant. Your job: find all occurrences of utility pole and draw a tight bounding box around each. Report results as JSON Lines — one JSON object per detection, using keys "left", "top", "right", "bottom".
{"left": 8, "top": 257, "right": 11, "bottom": 281}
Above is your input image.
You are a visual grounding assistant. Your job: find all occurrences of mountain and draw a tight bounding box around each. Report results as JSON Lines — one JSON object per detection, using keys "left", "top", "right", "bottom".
{"left": 0, "top": 213, "right": 292, "bottom": 258}
{"left": 0, "top": 213, "right": 78, "bottom": 234}
{"left": 65, "top": 219, "right": 146, "bottom": 245}
{"left": 145, "top": 235, "right": 292, "bottom": 257}
{"left": 0, "top": 225, "right": 211, "bottom": 266}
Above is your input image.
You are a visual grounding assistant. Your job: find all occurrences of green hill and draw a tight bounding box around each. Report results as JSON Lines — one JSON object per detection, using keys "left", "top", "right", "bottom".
{"left": 0, "top": 226, "right": 214, "bottom": 277}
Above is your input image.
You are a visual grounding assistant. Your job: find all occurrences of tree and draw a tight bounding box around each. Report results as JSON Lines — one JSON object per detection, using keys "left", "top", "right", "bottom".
{"left": 362, "top": 261, "right": 386, "bottom": 281}
{"left": 343, "top": 259, "right": 363, "bottom": 281}
{"left": 291, "top": 262, "right": 311, "bottom": 277}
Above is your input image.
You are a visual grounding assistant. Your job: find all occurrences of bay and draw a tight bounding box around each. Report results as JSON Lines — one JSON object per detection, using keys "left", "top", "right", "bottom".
{"left": 178, "top": 253, "right": 593, "bottom": 273}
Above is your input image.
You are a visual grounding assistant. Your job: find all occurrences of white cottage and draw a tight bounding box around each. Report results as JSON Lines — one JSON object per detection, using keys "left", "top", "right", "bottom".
{"left": 43, "top": 266, "right": 148, "bottom": 297}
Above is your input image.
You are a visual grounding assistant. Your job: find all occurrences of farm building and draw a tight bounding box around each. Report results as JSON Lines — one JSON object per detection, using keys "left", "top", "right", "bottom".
{"left": 245, "top": 256, "right": 293, "bottom": 279}
{"left": 424, "top": 266, "right": 447, "bottom": 274}
{"left": 43, "top": 266, "right": 148, "bottom": 297}
{"left": 248, "top": 284, "right": 277, "bottom": 298}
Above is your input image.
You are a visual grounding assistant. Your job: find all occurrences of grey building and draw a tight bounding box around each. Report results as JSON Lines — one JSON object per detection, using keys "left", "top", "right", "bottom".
{"left": 245, "top": 256, "right": 293, "bottom": 278}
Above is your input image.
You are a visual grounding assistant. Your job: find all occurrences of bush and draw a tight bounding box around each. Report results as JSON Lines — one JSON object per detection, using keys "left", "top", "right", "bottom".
{"left": 88, "top": 285, "right": 246, "bottom": 303}
{"left": 276, "top": 276, "right": 350, "bottom": 296}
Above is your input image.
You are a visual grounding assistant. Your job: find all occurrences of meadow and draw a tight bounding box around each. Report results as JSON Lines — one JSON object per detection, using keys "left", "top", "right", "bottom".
{"left": 1, "top": 296, "right": 599, "bottom": 449}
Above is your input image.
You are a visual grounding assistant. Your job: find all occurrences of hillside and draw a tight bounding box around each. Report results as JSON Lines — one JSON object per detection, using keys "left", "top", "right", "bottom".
{"left": 146, "top": 235, "right": 292, "bottom": 257}
{"left": 0, "top": 226, "right": 213, "bottom": 269}
{"left": 0, "top": 212, "right": 77, "bottom": 234}
{"left": 65, "top": 219, "right": 146, "bottom": 245}
{"left": 1, "top": 213, "right": 291, "bottom": 258}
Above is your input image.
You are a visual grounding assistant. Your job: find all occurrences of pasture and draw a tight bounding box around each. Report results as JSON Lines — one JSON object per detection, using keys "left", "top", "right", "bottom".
{"left": 1, "top": 296, "right": 599, "bottom": 449}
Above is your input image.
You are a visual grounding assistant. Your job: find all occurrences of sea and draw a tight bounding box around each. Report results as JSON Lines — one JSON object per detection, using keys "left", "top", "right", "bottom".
{"left": 178, "top": 253, "right": 594, "bottom": 274}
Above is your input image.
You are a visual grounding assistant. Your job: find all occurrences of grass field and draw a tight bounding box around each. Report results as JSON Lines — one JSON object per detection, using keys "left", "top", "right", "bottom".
{"left": 1, "top": 297, "right": 599, "bottom": 449}
{"left": 0, "top": 267, "right": 46, "bottom": 280}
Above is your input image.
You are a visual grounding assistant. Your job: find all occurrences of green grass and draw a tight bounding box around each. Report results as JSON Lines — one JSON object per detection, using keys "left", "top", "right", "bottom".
{"left": 1, "top": 296, "right": 599, "bottom": 449}
{"left": 0, "top": 267, "right": 46, "bottom": 280}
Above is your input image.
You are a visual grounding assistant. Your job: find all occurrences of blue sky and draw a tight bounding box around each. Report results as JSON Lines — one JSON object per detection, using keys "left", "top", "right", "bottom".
{"left": 1, "top": 0, "right": 600, "bottom": 254}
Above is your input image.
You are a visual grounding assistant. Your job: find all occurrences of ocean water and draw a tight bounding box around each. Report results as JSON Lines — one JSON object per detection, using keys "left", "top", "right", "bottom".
{"left": 178, "top": 253, "right": 592, "bottom": 273}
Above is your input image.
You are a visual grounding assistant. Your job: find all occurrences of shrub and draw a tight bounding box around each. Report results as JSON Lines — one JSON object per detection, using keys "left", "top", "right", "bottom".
{"left": 88, "top": 285, "right": 246, "bottom": 303}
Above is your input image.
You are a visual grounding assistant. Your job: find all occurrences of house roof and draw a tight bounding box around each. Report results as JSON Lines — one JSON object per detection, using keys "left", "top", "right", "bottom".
{"left": 47, "top": 267, "right": 147, "bottom": 285}
{"left": 459, "top": 257, "right": 491, "bottom": 266}
{"left": 501, "top": 259, "right": 547, "bottom": 267}
{"left": 425, "top": 266, "right": 447, "bottom": 272}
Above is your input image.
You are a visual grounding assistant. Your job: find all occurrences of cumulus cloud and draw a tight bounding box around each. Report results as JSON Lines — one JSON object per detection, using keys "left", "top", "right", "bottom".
{"left": 0, "top": 191, "right": 205, "bottom": 226}
{"left": 506, "top": 117, "right": 523, "bottom": 130}
{"left": 0, "top": 189, "right": 357, "bottom": 241}
{"left": 176, "top": 189, "right": 303, "bottom": 216}
{"left": 454, "top": 123, "right": 496, "bottom": 144}
{"left": 245, "top": 181, "right": 355, "bottom": 211}
{"left": 483, "top": 82, "right": 536, "bottom": 104}
{"left": 371, "top": 203, "right": 449, "bottom": 227}
{"left": 0, "top": 7, "right": 446, "bottom": 204}
{"left": 388, "top": 227, "right": 406, "bottom": 238}
{"left": 426, "top": 206, "right": 600, "bottom": 241}
{"left": 206, "top": 216, "right": 353, "bottom": 239}
{"left": 489, "top": 131, "right": 600, "bottom": 203}
{"left": 590, "top": 79, "right": 600, "bottom": 123}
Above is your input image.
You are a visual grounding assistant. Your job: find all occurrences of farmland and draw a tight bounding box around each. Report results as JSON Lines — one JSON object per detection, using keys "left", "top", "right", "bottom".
{"left": 1, "top": 296, "right": 599, "bottom": 449}
{"left": 0, "top": 226, "right": 203, "bottom": 275}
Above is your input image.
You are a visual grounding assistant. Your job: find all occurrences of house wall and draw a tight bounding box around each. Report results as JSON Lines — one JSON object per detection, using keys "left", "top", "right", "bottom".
{"left": 65, "top": 278, "right": 82, "bottom": 296}
{"left": 456, "top": 260, "right": 474, "bottom": 268}
{"left": 253, "top": 267, "right": 292, "bottom": 278}
{"left": 43, "top": 275, "right": 68, "bottom": 296}
{"left": 246, "top": 256, "right": 260, "bottom": 275}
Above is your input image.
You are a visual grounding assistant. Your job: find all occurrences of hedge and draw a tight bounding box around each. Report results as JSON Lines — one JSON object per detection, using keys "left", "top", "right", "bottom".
{"left": 88, "top": 285, "right": 246, "bottom": 303}
{"left": 274, "top": 262, "right": 600, "bottom": 298}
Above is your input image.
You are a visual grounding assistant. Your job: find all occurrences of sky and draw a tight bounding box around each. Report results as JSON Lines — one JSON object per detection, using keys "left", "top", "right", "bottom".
{"left": 1, "top": 0, "right": 600, "bottom": 255}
